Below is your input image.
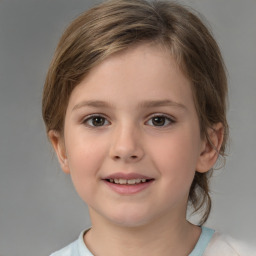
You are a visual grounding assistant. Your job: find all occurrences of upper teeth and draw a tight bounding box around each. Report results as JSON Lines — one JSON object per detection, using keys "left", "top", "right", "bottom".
{"left": 109, "top": 178, "right": 147, "bottom": 184}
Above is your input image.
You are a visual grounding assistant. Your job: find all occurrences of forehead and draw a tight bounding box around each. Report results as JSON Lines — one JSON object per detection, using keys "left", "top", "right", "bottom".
{"left": 67, "top": 43, "right": 194, "bottom": 111}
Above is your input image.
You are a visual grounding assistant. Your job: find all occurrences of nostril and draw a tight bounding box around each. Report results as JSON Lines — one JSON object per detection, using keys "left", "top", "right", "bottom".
{"left": 113, "top": 155, "right": 137, "bottom": 160}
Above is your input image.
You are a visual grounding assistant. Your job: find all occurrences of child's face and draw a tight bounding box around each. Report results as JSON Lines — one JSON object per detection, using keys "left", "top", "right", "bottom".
{"left": 52, "top": 43, "right": 210, "bottom": 227}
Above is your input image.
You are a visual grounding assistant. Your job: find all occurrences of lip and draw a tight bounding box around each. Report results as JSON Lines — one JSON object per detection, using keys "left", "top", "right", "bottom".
{"left": 103, "top": 172, "right": 153, "bottom": 180}
{"left": 102, "top": 172, "right": 154, "bottom": 195}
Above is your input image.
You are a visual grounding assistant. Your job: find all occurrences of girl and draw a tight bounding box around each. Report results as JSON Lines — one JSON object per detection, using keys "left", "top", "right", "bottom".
{"left": 42, "top": 0, "right": 255, "bottom": 255}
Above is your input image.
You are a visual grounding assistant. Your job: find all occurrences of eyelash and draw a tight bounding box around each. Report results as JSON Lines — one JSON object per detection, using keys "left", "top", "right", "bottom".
{"left": 82, "top": 114, "right": 175, "bottom": 128}
{"left": 145, "top": 114, "right": 175, "bottom": 127}
{"left": 82, "top": 114, "right": 110, "bottom": 127}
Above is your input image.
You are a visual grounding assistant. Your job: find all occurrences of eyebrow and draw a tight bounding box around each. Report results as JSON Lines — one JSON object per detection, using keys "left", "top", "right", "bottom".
{"left": 72, "top": 100, "right": 114, "bottom": 111}
{"left": 72, "top": 99, "right": 186, "bottom": 111}
{"left": 138, "top": 99, "right": 186, "bottom": 109}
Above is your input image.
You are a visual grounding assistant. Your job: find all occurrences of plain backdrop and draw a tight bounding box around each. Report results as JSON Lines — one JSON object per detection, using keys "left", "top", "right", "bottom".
{"left": 0, "top": 0, "right": 255, "bottom": 255}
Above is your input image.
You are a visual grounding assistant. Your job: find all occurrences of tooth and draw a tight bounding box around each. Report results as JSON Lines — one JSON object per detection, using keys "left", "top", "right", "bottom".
{"left": 119, "top": 179, "right": 127, "bottom": 184}
{"left": 110, "top": 178, "right": 148, "bottom": 185}
{"left": 128, "top": 179, "right": 136, "bottom": 184}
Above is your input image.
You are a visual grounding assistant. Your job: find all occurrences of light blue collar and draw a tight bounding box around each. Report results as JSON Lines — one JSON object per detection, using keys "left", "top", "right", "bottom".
{"left": 189, "top": 226, "right": 215, "bottom": 256}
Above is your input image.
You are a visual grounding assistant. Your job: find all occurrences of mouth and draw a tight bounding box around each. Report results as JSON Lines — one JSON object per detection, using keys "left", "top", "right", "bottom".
{"left": 102, "top": 173, "right": 154, "bottom": 194}
{"left": 105, "top": 178, "right": 153, "bottom": 185}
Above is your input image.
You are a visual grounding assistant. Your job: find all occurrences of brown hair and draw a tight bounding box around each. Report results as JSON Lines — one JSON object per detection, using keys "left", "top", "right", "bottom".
{"left": 42, "top": 0, "right": 228, "bottom": 225}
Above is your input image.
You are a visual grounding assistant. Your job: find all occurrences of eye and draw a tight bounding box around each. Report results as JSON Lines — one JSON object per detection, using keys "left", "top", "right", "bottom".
{"left": 146, "top": 115, "right": 174, "bottom": 127}
{"left": 83, "top": 115, "right": 110, "bottom": 127}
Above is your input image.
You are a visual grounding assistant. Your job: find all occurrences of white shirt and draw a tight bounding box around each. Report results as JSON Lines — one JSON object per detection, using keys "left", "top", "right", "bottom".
{"left": 50, "top": 227, "right": 256, "bottom": 256}
{"left": 205, "top": 232, "right": 256, "bottom": 256}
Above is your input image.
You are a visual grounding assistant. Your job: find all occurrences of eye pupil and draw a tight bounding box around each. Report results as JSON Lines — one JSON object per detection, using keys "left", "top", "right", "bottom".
{"left": 152, "top": 116, "right": 165, "bottom": 126}
{"left": 92, "top": 117, "right": 105, "bottom": 126}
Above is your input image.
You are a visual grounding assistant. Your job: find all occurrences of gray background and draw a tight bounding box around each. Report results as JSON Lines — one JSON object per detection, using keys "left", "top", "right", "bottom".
{"left": 0, "top": 0, "right": 255, "bottom": 255}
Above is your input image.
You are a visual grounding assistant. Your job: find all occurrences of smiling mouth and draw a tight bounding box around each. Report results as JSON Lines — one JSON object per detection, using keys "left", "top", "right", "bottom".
{"left": 105, "top": 178, "right": 153, "bottom": 185}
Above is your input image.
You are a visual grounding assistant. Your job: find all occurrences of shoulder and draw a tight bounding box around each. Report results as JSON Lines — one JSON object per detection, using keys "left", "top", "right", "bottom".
{"left": 205, "top": 232, "right": 256, "bottom": 256}
{"left": 49, "top": 241, "right": 75, "bottom": 256}
{"left": 49, "top": 229, "right": 92, "bottom": 256}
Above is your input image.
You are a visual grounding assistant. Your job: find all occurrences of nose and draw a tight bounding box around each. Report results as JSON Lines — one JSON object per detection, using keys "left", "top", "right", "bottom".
{"left": 109, "top": 124, "right": 144, "bottom": 162}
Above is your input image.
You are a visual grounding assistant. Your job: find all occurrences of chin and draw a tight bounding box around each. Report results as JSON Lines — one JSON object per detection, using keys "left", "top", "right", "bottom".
{"left": 105, "top": 208, "right": 154, "bottom": 228}
{"left": 90, "top": 201, "right": 163, "bottom": 228}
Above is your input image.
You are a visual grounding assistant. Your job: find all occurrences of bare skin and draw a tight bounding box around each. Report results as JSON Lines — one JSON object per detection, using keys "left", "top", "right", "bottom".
{"left": 85, "top": 208, "right": 201, "bottom": 256}
{"left": 49, "top": 42, "right": 223, "bottom": 256}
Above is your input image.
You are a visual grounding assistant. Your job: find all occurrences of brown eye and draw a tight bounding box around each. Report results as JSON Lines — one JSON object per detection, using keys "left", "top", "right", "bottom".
{"left": 152, "top": 116, "right": 166, "bottom": 126}
{"left": 83, "top": 115, "right": 110, "bottom": 127}
{"left": 92, "top": 117, "right": 106, "bottom": 126}
{"left": 146, "top": 115, "right": 174, "bottom": 127}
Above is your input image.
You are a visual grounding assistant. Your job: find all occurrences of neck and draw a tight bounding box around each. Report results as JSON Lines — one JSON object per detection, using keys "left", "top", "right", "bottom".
{"left": 84, "top": 209, "right": 201, "bottom": 256}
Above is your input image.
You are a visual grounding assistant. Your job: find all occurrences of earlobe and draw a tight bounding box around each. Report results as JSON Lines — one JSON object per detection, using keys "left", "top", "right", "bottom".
{"left": 48, "top": 130, "right": 70, "bottom": 174}
{"left": 196, "top": 123, "right": 224, "bottom": 173}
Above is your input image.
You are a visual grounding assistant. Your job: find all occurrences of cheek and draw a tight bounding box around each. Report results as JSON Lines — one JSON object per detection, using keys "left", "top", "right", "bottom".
{"left": 149, "top": 129, "right": 201, "bottom": 182}
{"left": 65, "top": 129, "right": 108, "bottom": 171}
{"left": 64, "top": 132, "right": 108, "bottom": 197}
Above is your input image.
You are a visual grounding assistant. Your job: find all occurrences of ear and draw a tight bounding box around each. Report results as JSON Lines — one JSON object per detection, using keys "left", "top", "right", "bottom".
{"left": 48, "top": 130, "right": 70, "bottom": 174}
{"left": 196, "top": 123, "right": 224, "bottom": 173}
